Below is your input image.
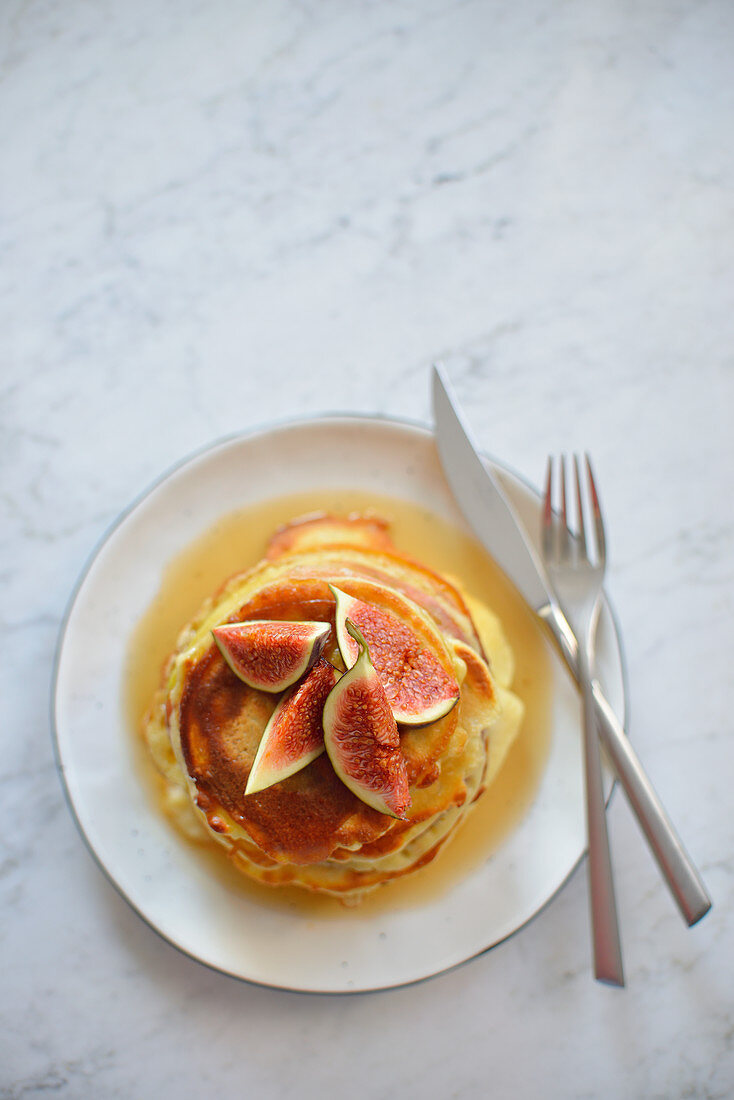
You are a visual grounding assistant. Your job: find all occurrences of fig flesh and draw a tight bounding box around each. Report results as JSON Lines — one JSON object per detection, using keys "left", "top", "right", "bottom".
{"left": 212, "top": 619, "right": 330, "bottom": 692}
{"left": 330, "top": 585, "right": 460, "bottom": 725}
{"left": 322, "top": 620, "right": 410, "bottom": 819}
{"left": 245, "top": 658, "right": 339, "bottom": 795}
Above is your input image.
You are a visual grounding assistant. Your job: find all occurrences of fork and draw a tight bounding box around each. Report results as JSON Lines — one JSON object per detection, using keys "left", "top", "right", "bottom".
{"left": 542, "top": 454, "right": 625, "bottom": 987}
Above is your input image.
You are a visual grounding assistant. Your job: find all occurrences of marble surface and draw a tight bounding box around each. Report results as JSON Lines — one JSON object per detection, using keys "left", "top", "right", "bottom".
{"left": 2, "top": 0, "right": 733, "bottom": 1096}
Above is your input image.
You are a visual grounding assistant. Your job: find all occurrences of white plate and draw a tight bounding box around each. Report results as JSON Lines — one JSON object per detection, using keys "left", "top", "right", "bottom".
{"left": 52, "top": 416, "right": 626, "bottom": 993}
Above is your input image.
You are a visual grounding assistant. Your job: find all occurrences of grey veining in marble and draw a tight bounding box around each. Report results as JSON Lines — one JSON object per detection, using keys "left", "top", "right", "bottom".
{"left": 2, "top": 0, "right": 733, "bottom": 1096}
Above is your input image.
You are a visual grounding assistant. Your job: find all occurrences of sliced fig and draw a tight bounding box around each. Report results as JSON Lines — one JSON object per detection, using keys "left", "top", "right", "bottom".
{"left": 245, "top": 658, "right": 339, "bottom": 795}
{"left": 322, "top": 620, "right": 410, "bottom": 819}
{"left": 330, "top": 585, "right": 459, "bottom": 725}
{"left": 212, "top": 619, "right": 329, "bottom": 692}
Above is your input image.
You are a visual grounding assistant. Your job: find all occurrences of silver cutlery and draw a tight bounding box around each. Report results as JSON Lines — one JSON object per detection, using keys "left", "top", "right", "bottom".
{"left": 542, "top": 454, "right": 624, "bottom": 986}
{"left": 432, "top": 365, "right": 711, "bottom": 928}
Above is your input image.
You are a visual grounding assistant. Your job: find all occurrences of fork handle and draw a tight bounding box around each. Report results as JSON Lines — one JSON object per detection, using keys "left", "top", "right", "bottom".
{"left": 539, "top": 602, "right": 712, "bottom": 927}
{"left": 579, "top": 640, "right": 625, "bottom": 986}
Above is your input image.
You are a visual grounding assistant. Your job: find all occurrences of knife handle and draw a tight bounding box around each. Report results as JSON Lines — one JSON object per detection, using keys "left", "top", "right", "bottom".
{"left": 539, "top": 603, "right": 712, "bottom": 927}
{"left": 590, "top": 683, "right": 711, "bottom": 926}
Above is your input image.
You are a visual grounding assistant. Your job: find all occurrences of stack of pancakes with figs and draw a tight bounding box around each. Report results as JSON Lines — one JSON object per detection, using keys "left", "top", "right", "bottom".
{"left": 142, "top": 513, "right": 524, "bottom": 901}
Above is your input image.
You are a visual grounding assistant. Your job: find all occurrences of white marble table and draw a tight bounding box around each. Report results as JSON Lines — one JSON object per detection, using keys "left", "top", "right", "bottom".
{"left": 2, "top": 1, "right": 732, "bottom": 1096}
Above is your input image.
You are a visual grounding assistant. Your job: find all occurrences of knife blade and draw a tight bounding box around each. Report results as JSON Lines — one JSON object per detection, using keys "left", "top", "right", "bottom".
{"left": 432, "top": 367, "right": 553, "bottom": 614}
{"left": 432, "top": 364, "right": 711, "bottom": 927}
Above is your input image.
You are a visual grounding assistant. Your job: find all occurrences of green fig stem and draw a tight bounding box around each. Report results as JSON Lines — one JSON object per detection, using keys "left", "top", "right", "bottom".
{"left": 344, "top": 618, "right": 372, "bottom": 667}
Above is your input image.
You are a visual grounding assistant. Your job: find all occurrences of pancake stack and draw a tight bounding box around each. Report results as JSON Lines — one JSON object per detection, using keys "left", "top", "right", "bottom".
{"left": 142, "top": 513, "right": 524, "bottom": 900}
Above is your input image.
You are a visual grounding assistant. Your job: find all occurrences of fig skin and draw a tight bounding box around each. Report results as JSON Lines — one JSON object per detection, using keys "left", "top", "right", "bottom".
{"left": 212, "top": 619, "right": 330, "bottom": 693}
{"left": 330, "top": 585, "right": 459, "bottom": 726}
{"left": 245, "top": 658, "right": 339, "bottom": 795}
{"left": 322, "top": 620, "right": 410, "bottom": 820}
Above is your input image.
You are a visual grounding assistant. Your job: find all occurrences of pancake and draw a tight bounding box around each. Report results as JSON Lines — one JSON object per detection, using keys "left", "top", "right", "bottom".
{"left": 142, "top": 513, "right": 525, "bottom": 900}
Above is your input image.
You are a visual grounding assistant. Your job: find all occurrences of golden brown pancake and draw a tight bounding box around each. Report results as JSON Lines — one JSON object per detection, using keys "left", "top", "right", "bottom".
{"left": 142, "top": 513, "right": 524, "bottom": 899}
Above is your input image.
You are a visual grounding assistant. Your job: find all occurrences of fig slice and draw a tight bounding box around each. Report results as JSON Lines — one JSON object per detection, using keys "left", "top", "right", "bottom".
{"left": 245, "top": 658, "right": 339, "bottom": 795}
{"left": 330, "top": 585, "right": 460, "bottom": 726}
{"left": 212, "top": 619, "right": 330, "bottom": 692}
{"left": 322, "top": 620, "right": 410, "bottom": 819}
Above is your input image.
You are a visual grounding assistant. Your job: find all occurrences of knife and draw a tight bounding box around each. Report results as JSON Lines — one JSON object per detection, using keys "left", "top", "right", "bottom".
{"left": 432, "top": 365, "right": 711, "bottom": 927}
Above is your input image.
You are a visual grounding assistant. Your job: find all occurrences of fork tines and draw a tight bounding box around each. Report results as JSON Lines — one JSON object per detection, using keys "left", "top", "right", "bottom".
{"left": 543, "top": 453, "right": 606, "bottom": 566}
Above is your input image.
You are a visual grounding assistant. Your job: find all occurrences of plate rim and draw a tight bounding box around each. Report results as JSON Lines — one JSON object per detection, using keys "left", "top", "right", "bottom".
{"left": 50, "top": 411, "right": 629, "bottom": 994}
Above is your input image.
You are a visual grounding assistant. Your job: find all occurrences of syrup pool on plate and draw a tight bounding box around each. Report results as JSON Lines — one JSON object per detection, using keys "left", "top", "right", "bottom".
{"left": 124, "top": 489, "right": 552, "bottom": 917}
